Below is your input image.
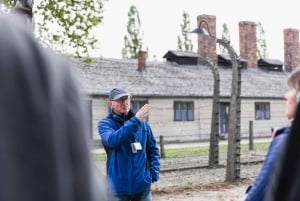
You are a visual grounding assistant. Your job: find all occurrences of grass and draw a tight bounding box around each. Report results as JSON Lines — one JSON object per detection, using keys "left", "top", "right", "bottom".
{"left": 92, "top": 142, "right": 270, "bottom": 162}
{"left": 92, "top": 153, "right": 107, "bottom": 161}
{"left": 164, "top": 142, "right": 270, "bottom": 158}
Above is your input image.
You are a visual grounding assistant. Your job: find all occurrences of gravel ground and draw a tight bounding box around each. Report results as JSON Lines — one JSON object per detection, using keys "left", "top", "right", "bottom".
{"left": 152, "top": 182, "right": 252, "bottom": 201}
{"left": 94, "top": 149, "right": 266, "bottom": 201}
{"left": 151, "top": 150, "right": 265, "bottom": 201}
{"left": 152, "top": 163, "right": 261, "bottom": 200}
{"left": 152, "top": 163, "right": 261, "bottom": 191}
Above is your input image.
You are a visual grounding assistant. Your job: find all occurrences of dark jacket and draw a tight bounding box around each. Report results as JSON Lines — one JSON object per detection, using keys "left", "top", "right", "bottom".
{"left": 263, "top": 106, "right": 300, "bottom": 201}
{"left": 98, "top": 110, "right": 160, "bottom": 195}
{"left": 245, "top": 127, "right": 289, "bottom": 201}
{"left": 0, "top": 13, "right": 108, "bottom": 201}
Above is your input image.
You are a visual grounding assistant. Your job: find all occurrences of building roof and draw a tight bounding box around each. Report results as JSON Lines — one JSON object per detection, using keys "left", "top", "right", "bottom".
{"left": 258, "top": 58, "right": 284, "bottom": 66}
{"left": 258, "top": 58, "right": 284, "bottom": 71}
{"left": 162, "top": 50, "right": 199, "bottom": 65}
{"left": 163, "top": 50, "right": 200, "bottom": 59}
{"left": 71, "top": 57, "right": 289, "bottom": 99}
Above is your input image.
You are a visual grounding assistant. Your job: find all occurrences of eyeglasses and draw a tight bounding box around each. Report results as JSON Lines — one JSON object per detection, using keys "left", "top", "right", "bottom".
{"left": 112, "top": 96, "right": 130, "bottom": 104}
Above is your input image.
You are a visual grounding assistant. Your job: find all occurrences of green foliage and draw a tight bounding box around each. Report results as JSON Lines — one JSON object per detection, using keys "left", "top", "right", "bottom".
{"left": 0, "top": 0, "right": 15, "bottom": 7}
{"left": 219, "top": 23, "right": 231, "bottom": 54}
{"left": 92, "top": 142, "right": 270, "bottom": 161}
{"left": 166, "top": 146, "right": 207, "bottom": 158}
{"left": 122, "top": 5, "right": 143, "bottom": 59}
{"left": 0, "top": 0, "right": 106, "bottom": 59}
{"left": 256, "top": 21, "right": 268, "bottom": 59}
{"left": 92, "top": 153, "right": 107, "bottom": 161}
{"left": 177, "top": 10, "right": 193, "bottom": 51}
{"left": 35, "top": 0, "right": 106, "bottom": 58}
{"left": 164, "top": 142, "right": 269, "bottom": 158}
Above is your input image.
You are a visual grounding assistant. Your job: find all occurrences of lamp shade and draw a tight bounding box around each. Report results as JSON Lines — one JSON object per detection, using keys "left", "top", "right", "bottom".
{"left": 190, "top": 27, "right": 210, "bottom": 36}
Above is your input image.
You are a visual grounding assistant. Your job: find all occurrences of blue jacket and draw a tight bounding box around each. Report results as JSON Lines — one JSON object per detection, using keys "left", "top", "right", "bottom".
{"left": 98, "top": 110, "right": 160, "bottom": 196}
{"left": 245, "top": 127, "right": 289, "bottom": 201}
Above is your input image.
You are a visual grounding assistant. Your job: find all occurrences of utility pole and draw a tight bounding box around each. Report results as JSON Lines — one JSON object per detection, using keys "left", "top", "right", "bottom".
{"left": 206, "top": 60, "right": 220, "bottom": 168}
{"left": 191, "top": 20, "right": 242, "bottom": 181}
{"left": 216, "top": 39, "right": 242, "bottom": 182}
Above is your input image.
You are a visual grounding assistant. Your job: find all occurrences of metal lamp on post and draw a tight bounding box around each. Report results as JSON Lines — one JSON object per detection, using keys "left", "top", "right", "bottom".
{"left": 191, "top": 20, "right": 242, "bottom": 181}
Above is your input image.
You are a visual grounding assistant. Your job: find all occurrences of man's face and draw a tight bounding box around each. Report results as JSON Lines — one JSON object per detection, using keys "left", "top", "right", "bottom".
{"left": 110, "top": 96, "right": 131, "bottom": 115}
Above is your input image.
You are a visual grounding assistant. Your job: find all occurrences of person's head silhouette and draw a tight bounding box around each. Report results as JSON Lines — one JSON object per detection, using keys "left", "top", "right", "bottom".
{"left": 0, "top": 13, "right": 108, "bottom": 201}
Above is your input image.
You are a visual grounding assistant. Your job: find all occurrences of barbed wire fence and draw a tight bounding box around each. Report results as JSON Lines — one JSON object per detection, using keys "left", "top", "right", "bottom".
{"left": 94, "top": 100, "right": 286, "bottom": 176}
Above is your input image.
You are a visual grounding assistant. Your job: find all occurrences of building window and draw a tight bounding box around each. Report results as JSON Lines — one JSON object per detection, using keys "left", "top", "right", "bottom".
{"left": 255, "top": 102, "right": 270, "bottom": 120}
{"left": 131, "top": 100, "right": 148, "bottom": 114}
{"left": 174, "top": 101, "right": 194, "bottom": 121}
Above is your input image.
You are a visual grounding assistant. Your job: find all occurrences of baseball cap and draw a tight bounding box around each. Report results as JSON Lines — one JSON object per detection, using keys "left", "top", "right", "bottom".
{"left": 108, "top": 87, "right": 130, "bottom": 101}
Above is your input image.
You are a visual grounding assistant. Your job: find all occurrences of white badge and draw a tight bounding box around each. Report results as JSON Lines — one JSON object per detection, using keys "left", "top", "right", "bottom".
{"left": 131, "top": 142, "right": 142, "bottom": 153}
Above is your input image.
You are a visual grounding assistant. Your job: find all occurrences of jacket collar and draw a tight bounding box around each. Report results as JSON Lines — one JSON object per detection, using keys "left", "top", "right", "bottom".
{"left": 109, "top": 109, "right": 135, "bottom": 122}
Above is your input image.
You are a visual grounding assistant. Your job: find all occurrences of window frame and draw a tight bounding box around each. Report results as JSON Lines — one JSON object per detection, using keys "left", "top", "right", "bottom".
{"left": 255, "top": 102, "right": 271, "bottom": 120}
{"left": 174, "top": 101, "right": 194, "bottom": 121}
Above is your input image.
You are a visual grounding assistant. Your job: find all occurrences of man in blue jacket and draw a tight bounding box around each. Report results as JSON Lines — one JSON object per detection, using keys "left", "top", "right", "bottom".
{"left": 98, "top": 87, "right": 160, "bottom": 201}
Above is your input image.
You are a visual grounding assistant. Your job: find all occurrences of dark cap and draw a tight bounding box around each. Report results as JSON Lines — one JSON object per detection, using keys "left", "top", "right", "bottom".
{"left": 108, "top": 87, "right": 130, "bottom": 100}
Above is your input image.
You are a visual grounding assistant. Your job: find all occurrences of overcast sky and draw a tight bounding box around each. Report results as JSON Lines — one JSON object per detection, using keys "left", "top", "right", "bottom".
{"left": 95, "top": 0, "right": 300, "bottom": 61}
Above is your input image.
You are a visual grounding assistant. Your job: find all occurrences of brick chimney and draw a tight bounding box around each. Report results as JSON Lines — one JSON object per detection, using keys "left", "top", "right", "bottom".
{"left": 196, "top": 14, "right": 217, "bottom": 65}
{"left": 138, "top": 50, "right": 146, "bottom": 71}
{"left": 284, "top": 28, "right": 300, "bottom": 71}
{"left": 239, "top": 21, "right": 257, "bottom": 67}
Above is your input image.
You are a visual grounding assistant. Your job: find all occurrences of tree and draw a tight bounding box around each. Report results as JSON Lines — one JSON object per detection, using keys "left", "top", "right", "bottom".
{"left": 36, "top": 0, "right": 106, "bottom": 60}
{"left": 0, "top": 0, "right": 15, "bottom": 8}
{"left": 219, "top": 23, "right": 231, "bottom": 54}
{"left": 0, "top": 0, "right": 106, "bottom": 60}
{"left": 122, "top": 5, "right": 143, "bottom": 59}
{"left": 256, "top": 21, "right": 268, "bottom": 59}
{"left": 177, "top": 11, "right": 193, "bottom": 51}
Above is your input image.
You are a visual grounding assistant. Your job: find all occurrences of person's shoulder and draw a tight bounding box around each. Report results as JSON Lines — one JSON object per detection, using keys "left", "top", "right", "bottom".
{"left": 274, "top": 126, "right": 290, "bottom": 138}
{"left": 271, "top": 129, "right": 289, "bottom": 150}
{"left": 99, "top": 114, "right": 115, "bottom": 124}
{"left": 98, "top": 117, "right": 110, "bottom": 123}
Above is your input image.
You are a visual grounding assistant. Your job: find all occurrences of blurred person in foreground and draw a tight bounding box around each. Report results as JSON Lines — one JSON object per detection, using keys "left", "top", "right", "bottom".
{"left": 241, "top": 68, "right": 300, "bottom": 201}
{"left": 263, "top": 69, "right": 300, "bottom": 201}
{"left": 0, "top": 12, "right": 108, "bottom": 201}
{"left": 98, "top": 87, "right": 160, "bottom": 201}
